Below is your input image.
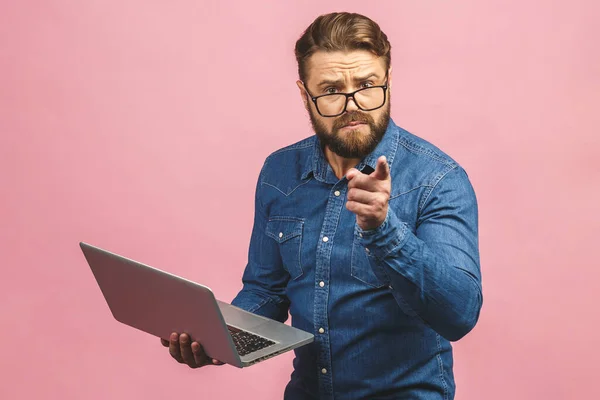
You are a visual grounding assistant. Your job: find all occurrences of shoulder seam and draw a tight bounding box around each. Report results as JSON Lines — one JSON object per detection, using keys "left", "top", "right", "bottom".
{"left": 397, "top": 135, "right": 456, "bottom": 166}
{"left": 418, "top": 164, "right": 460, "bottom": 214}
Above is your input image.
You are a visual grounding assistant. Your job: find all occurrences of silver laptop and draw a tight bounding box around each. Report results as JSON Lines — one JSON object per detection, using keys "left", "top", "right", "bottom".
{"left": 80, "top": 242, "right": 313, "bottom": 368}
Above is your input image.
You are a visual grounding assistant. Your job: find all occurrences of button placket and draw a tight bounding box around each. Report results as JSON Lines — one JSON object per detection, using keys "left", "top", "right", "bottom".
{"left": 312, "top": 184, "right": 346, "bottom": 397}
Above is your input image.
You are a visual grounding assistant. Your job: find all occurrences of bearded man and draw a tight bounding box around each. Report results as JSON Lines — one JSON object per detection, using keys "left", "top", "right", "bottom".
{"left": 162, "top": 12, "right": 483, "bottom": 400}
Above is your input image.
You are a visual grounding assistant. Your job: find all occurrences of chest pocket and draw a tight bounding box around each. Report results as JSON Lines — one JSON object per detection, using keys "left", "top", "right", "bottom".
{"left": 351, "top": 235, "right": 387, "bottom": 288}
{"left": 351, "top": 227, "right": 419, "bottom": 318}
{"left": 265, "top": 217, "right": 304, "bottom": 280}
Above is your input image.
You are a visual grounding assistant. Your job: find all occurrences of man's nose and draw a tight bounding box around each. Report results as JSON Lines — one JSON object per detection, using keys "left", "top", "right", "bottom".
{"left": 345, "top": 96, "right": 359, "bottom": 112}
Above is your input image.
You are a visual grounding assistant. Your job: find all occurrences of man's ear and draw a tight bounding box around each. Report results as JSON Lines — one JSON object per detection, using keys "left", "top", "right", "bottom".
{"left": 296, "top": 80, "right": 309, "bottom": 111}
{"left": 388, "top": 65, "right": 393, "bottom": 91}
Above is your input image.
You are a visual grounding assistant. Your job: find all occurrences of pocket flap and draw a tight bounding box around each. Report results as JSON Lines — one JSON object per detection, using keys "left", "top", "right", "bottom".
{"left": 266, "top": 218, "right": 304, "bottom": 243}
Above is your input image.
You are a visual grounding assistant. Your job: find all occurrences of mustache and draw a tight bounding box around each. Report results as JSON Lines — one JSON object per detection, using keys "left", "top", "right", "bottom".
{"left": 333, "top": 112, "right": 373, "bottom": 130}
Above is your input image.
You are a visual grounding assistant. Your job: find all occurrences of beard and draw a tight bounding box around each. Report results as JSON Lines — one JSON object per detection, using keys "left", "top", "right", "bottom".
{"left": 309, "top": 102, "right": 391, "bottom": 159}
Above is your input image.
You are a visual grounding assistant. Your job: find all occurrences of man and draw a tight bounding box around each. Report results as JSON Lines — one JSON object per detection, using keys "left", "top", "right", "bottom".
{"left": 161, "top": 12, "right": 482, "bottom": 400}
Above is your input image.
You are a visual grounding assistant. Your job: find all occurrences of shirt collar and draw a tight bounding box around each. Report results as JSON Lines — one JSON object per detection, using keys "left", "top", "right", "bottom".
{"left": 301, "top": 118, "right": 400, "bottom": 182}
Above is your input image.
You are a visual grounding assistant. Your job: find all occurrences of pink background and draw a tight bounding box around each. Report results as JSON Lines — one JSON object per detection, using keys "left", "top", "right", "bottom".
{"left": 1, "top": 1, "right": 599, "bottom": 399}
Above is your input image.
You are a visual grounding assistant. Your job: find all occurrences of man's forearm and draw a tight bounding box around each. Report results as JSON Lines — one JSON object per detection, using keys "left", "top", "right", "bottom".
{"left": 231, "top": 283, "right": 290, "bottom": 323}
{"left": 358, "top": 167, "right": 483, "bottom": 341}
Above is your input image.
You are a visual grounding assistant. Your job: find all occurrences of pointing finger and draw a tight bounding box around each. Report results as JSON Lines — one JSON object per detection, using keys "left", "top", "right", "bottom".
{"left": 371, "top": 156, "right": 390, "bottom": 181}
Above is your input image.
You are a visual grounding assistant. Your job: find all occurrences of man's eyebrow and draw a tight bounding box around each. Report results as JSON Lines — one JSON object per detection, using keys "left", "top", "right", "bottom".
{"left": 353, "top": 73, "right": 380, "bottom": 82}
{"left": 316, "top": 73, "right": 381, "bottom": 88}
{"left": 316, "top": 78, "right": 343, "bottom": 88}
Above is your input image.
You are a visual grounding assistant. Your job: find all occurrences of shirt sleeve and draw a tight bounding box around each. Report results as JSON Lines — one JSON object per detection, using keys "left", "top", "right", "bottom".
{"left": 230, "top": 161, "right": 291, "bottom": 323}
{"left": 356, "top": 165, "right": 483, "bottom": 341}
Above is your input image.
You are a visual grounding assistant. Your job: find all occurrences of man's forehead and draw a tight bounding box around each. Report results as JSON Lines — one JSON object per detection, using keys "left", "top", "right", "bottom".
{"left": 306, "top": 50, "right": 386, "bottom": 81}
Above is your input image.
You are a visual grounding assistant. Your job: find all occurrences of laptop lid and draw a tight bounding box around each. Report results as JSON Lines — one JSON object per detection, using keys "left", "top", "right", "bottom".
{"left": 79, "top": 242, "right": 242, "bottom": 367}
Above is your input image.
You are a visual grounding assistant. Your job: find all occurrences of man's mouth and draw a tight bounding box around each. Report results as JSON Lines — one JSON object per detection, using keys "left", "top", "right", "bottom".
{"left": 342, "top": 121, "right": 366, "bottom": 128}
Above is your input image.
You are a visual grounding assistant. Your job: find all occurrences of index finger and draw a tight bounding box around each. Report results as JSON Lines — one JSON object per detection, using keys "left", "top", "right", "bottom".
{"left": 371, "top": 156, "right": 390, "bottom": 181}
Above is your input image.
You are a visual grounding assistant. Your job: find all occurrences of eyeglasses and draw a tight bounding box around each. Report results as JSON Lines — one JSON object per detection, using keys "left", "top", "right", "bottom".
{"left": 303, "top": 78, "right": 389, "bottom": 117}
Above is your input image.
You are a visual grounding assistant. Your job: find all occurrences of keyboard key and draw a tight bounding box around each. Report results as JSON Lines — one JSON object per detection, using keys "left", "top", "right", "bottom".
{"left": 227, "top": 327, "right": 276, "bottom": 356}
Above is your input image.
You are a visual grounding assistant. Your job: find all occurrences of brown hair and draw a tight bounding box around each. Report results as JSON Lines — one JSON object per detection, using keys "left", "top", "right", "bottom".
{"left": 294, "top": 12, "right": 391, "bottom": 83}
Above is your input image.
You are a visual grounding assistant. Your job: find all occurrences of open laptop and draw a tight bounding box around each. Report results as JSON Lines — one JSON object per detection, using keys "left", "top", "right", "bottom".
{"left": 80, "top": 242, "right": 313, "bottom": 368}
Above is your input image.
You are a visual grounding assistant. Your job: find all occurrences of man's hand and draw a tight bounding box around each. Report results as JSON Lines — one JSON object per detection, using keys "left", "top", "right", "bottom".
{"left": 345, "top": 155, "right": 391, "bottom": 231}
{"left": 160, "top": 332, "right": 225, "bottom": 368}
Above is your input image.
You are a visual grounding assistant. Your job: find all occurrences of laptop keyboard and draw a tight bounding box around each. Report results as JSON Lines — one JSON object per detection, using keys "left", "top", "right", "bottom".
{"left": 227, "top": 326, "right": 276, "bottom": 356}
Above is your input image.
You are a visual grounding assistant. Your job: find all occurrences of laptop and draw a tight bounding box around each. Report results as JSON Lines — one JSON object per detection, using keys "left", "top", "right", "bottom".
{"left": 79, "top": 242, "right": 314, "bottom": 368}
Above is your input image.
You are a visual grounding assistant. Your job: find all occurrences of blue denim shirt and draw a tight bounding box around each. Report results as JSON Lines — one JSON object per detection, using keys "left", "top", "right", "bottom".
{"left": 231, "top": 119, "right": 482, "bottom": 400}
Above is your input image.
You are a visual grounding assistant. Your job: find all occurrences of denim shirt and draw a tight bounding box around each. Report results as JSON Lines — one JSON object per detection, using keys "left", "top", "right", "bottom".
{"left": 231, "top": 119, "right": 482, "bottom": 400}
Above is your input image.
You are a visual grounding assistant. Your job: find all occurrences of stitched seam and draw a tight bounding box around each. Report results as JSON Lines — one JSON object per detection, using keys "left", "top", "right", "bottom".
{"left": 266, "top": 218, "right": 304, "bottom": 241}
{"left": 287, "top": 178, "right": 313, "bottom": 195}
{"left": 418, "top": 165, "right": 458, "bottom": 214}
{"left": 262, "top": 178, "right": 312, "bottom": 197}
{"left": 268, "top": 216, "right": 305, "bottom": 222}
{"left": 384, "top": 126, "right": 400, "bottom": 168}
{"left": 436, "top": 333, "right": 449, "bottom": 400}
{"left": 261, "top": 182, "right": 287, "bottom": 196}
{"left": 370, "top": 222, "right": 409, "bottom": 260}
{"left": 389, "top": 185, "right": 432, "bottom": 201}
{"left": 257, "top": 161, "right": 268, "bottom": 211}
{"left": 351, "top": 241, "right": 386, "bottom": 288}
{"left": 397, "top": 136, "right": 455, "bottom": 166}
{"left": 265, "top": 231, "right": 301, "bottom": 242}
{"left": 296, "top": 224, "right": 304, "bottom": 281}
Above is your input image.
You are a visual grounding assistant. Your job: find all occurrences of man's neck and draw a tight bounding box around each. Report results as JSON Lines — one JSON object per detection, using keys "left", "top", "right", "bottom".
{"left": 323, "top": 146, "right": 361, "bottom": 180}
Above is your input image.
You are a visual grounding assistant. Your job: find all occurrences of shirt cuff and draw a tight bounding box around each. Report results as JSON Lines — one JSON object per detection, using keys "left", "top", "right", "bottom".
{"left": 355, "top": 208, "right": 409, "bottom": 261}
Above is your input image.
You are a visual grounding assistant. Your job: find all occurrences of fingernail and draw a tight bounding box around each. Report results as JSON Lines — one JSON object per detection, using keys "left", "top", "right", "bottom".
{"left": 171, "top": 333, "right": 178, "bottom": 341}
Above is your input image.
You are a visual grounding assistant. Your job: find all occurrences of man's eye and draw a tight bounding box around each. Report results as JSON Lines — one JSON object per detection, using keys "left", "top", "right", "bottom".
{"left": 325, "top": 87, "right": 338, "bottom": 94}
{"left": 361, "top": 82, "right": 374, "bottom": 88}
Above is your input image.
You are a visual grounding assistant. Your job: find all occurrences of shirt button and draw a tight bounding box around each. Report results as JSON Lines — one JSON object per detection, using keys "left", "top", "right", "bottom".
{"left": 321, "top": 368, "right": 327, "bottom": 374}
{"left": 359, "top": 233, "right": 363, "bottom": 238}
{"left": 278, "top": 232, "right": 283, "bottom": 238}
{"left": 319, "top": 281, "right": 325, "bottom": 287}
{"left": 322, "top": 236, "right": 329, "bottom": 242}
{"left": 318, "top": 328, "right": 325, "bottom": 334}
{"left": 388, "top": 285, "right": 393, "bottom": 290}
{"left": 334, "top": 190, "right": 341, "bottom": 197}
{"left": 365, "top": 247, "right": 370, "bottom": 253}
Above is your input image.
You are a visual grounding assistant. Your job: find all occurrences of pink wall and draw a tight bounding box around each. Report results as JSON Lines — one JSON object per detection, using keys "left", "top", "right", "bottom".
{"left": 1, "top": 1, "right": 598, "bottom": 399}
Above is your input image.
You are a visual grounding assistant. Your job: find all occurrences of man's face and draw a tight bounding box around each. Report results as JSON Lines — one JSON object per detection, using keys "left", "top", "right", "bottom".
{"left": 298, "top": 50, "right": 392, "bottom": 159}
